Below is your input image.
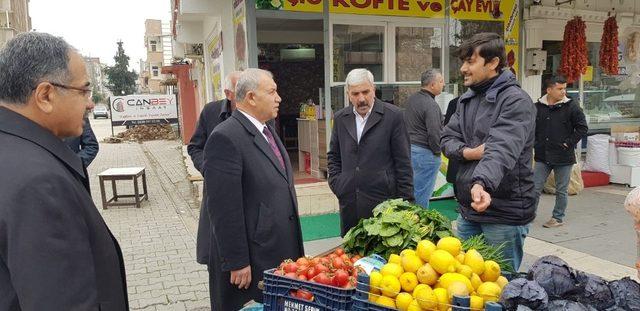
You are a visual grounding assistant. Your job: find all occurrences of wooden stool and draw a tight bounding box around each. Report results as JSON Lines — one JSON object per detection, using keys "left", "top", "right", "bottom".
{"left": 98, "top": 167, "right": 148, "bottom": 209}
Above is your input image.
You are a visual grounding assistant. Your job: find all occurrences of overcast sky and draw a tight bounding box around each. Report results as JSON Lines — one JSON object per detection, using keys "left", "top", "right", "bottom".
{"left": 29, "top": 0, "right": 172, "bottom": 72}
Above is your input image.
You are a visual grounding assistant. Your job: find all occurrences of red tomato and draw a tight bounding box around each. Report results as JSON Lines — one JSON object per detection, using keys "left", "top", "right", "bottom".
{"left": 273, "top": 269, "right": 284, "bottom": 276}
{"left": 297, "top": 265, "right": 309, "bottom": 275}
{"left": 296, "top": 257, "right": 310, "bottom": 267}
{"left": 332, "top": 269, "right": 349, "bottom": 287}
{"left": 315, "top": 263, "right": 330, "bottom": 274}
{"left": 296, "top": 289, "right": 314, "bottom": 301}
{"left": 319, "top": 257, "right": 331, "bottom": 266}
{"left": 343, "top": 276, "right": 356, "bottom": 289}
{"left": 334, "top": 248, "right": 345, "bottom": 256}
{"left": 332, "top": 257, "right": 345, "bottom": 270}
{"left": 297, "top": 274, "right": 308, "bottom": 281}
{"left": 285, "top": 272, "right": 297, "bottom": 279}
{"left": 306, "top": 267, "right": 318, "bottom": 280}
{"left": 311, "top": 257, "right": 321, "bottom": 265}
{"left": 283, "top": 262, "right": 298, "bottom": 274}
{"left": 313, "top": 272, "right": 332, "bottom": 285}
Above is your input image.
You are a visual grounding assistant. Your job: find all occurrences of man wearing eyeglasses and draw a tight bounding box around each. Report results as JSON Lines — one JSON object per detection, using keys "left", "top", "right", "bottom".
{"left": 0, "top": 33, "right": 128, "bottom": 310}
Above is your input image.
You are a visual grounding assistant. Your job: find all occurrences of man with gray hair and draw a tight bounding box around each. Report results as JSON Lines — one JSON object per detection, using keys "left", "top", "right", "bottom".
{"left": 203, "top": 68, "right": 303, "bottom": 309}
{"left": 328, "top": 68, "right": 413, "bottom": 236}
{"left": 404, "top": 69, "right": 445, "bottom": 208}
{"left": 0, "top": 33, "right": 128, "bottom": 310}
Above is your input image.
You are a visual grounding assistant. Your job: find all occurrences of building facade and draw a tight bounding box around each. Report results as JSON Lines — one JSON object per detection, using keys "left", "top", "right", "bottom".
{"left": 0, "top": 0, "right": 31, "bottom": 47}
{"left": 140, "top": 19, "right": 173, "bottom": 94}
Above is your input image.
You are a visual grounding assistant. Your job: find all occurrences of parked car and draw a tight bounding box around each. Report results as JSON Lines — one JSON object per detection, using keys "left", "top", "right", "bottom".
{"left": 93, "top": 105, "right": 109, "bottom": 119}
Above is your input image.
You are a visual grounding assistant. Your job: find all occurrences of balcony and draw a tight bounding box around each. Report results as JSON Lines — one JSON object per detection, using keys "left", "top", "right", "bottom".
{"left": 179, "top": 0, "right": 217, "bottom": 22}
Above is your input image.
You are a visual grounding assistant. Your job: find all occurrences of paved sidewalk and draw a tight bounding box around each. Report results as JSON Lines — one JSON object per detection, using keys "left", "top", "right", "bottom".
{"left": 88, "top": 138, "right": 209, "bottom": 310}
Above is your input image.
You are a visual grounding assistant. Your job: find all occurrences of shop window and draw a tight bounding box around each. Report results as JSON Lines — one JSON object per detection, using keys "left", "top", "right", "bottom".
{"left": 332, "top": 24, "right": 385, "bottom": 83}
{"left": 152, "top": 66, "right": 159, "bottom": 77}
{"left": 150, "top": 40, "right": 158, "bottom": 52}
{"left": 395, "top": 26, "right": 442, "bottom": 82}
{"left": 448, "top": 20, "right": 503, "bottom": 93}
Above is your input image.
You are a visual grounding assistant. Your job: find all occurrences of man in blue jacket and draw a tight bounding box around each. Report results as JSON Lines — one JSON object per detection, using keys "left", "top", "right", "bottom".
{"left": 533, "top": 75, "right": 588, "bottom": 228}
{"left": 441, "top": 33, "right": 536, "bottom": 270}
{"left": 65, "top": 116, "right": 99, "bottom": 167}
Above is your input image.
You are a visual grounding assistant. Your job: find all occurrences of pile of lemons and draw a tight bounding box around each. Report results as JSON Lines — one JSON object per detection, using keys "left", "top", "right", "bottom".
{"left": 368, "top": 237, "right": 509, "bottom": 311}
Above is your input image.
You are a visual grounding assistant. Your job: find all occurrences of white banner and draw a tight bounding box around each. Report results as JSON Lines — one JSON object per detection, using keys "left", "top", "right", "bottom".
{"left": 110, "top": 94, "right": 178, "bottom": 126}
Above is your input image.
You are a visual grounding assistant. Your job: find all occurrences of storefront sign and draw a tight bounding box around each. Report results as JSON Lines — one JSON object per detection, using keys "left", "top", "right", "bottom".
{"left": 110, "top": 95, "right": 178, "bottom": 126}
{"left": 205, "top": 25, "right": 224, "bottom": 101}
{"left": 278, "top": 0, "right": 445, "bottom": 18}
{"left": 233, "top": 0, "right": 249, "bottom": 70}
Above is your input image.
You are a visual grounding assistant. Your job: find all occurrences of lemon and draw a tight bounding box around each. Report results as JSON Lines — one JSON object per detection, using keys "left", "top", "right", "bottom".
{"left": 395, "top": 292, "right": 414, "bottom": 311}
{"left": 429, "top": 250, "right": 457, "bottom": 274}
{"left": 416, "top": 240, "right": 437, "bottom": 262}
{"left": 370, "top": 270, "right": 383, "bottom": 294}
{"left": 402, "top": 255, "right": 424, "bottom": 273}
{"left": 415, "top": 284, "right": 438, "bottom": 310}
{"left": 480, "top": 261, "right": 501, "bottom": 282}
{"left": 376, "top": 295, "right": 397, "bottom": 308}
{"left": 464, "top": 249, "right": 486, "bottom": 275}
{"left": 456, "top": 252, "right": 466, "bottom": 264}
{"left": 470, "top": 273, "right": 483, "bottom": 291}
{"left": 407, "top": 299, "right": 423, "bottom": 311}
{"left": 399, "top": 272, "right": 419, "bottom": 292}
{"left": 369, "top": 292, "right": 378, "bottom": 302}
{"left": 401, "top": 249, "right": 417, "bottom": 257}
{"left": 470, "top": 295, "right": 484, "bottom": 310}
{"left": 477, "top": 282, "right": 501, "bottom": 302}
{"left": 416, "top": 263, "right": 439, "bottom": 285}
{"left": 436, "top": 237, "right": 462, "bottom": 257}
{"left": 380, "top": 274, "right": 401, "bottom": 298}
{"left": 496, "top": 276, "right": 509, "bottom": 289}
{"left": 456, "top": 264, "right": 473, "bottom": 279}
{"left": 438, "top": 272, "right": 474, "bottom": 293}
{"left": 381, "top": 263, "right": 404, "bottom": 278}
{"left": 412, "top": 284, "right": 431, "bottom": 299}
{"left": 447, "top": 280, "right": 470, "bottom": 300}
{"left": 433, "top": 287, "right": 449, "bottom": 311}
{"left": 389, "top": 253, "right": 402, "bottom": 265}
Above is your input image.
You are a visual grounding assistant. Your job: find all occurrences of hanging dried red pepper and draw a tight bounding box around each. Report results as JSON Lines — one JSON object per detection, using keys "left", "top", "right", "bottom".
{"left": 599, "top": 15, "right": 619, "bottom": 75}
{"left": 560, "top": 17, "right": 588, "bottom": 83}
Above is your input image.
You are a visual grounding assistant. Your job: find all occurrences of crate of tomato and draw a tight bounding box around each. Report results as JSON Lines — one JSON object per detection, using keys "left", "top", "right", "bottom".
{"left": 263, "top": 248, "right": 362, "bottom": 311}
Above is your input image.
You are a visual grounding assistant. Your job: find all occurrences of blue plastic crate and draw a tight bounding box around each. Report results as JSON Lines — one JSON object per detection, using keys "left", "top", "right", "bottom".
{"left": 262, "top": 268, "right": 355, "bottom": 311}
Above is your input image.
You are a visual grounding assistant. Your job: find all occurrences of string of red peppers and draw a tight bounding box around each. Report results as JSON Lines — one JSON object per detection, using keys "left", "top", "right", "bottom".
{"left": 560, "top": 17, "right": 588, "bottom": 83}
{"left": 599, "top": 15, "right": 619, "bottom": 75}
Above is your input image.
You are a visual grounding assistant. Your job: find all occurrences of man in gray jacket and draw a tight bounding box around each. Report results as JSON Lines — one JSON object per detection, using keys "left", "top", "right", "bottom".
{"left": 404, "top": 69, "right": 445, "bottom": 208}
{"left": 441, "top": 33, "right": 536, "bottom": 270}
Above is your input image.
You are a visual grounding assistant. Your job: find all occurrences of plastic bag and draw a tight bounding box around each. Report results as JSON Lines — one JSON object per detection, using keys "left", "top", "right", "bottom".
{"left": 573, "top": 271, "right": 614, "bottom": 310}
{"left": 543, "top": 163, "right": 584, "bottom": 195}
{"left": 608, "top": 277, "right": 640, "bottom": 311}
{"left": 583, "top": 134, "right": 611, "bottom": 174}
{"left": 500, "top": 278, "right": 549, "bottom": 310}
{"left": 527, "top": 256, "right": 581, "bottom": 299}
{"left": 546, "top": 300, "right": 597, "bottom": 311}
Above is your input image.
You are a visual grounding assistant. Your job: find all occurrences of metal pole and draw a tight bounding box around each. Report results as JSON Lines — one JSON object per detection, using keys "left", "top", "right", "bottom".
{"left": 323, "top": 0, "right": 332, "bottom": 151}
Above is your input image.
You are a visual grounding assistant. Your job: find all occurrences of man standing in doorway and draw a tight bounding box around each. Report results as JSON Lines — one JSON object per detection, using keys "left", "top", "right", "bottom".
{"left": 441, "top": 33, "right": 536, "bottom": 271}
{"left": 203, "top": 68, "right": 304, "bottom": 310}
{"left": 405, "top": 69, "right": 445, "bottom": 208}
{"left": 533, "top": 75, "right": 588, "bottom": 228}
{"left": 328, "top": 68, "right": 413, "bottom": 236}
{"left": 188, "top": 71, "right": 241, "bottom": 266}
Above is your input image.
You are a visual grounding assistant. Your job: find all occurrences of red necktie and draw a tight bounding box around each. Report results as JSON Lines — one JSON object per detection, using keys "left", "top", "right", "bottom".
{"left": 263, "top": 126, "right": 285, "bottom": 170}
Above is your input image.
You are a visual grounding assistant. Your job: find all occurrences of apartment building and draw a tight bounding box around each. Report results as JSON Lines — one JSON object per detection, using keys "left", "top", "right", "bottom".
{"left": 139, "top": 19, "right": 173, "bottom": 94}
{"left": 0, "top": 0, "right": 31, "bottom": 47}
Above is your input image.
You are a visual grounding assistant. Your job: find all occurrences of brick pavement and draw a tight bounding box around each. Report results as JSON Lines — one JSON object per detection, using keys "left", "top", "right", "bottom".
{"left": 87, "top": 139, "right": 210, "bottom": 310}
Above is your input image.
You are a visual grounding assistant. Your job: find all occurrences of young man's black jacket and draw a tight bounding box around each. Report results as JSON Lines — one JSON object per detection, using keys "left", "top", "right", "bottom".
{"left": 534, "top": 95, "right": 588, "bottom": 165}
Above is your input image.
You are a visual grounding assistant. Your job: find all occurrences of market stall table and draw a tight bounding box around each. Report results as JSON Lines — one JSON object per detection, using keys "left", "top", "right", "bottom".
{"left": 97, "top": 167, "right": 148, "bottom": 209}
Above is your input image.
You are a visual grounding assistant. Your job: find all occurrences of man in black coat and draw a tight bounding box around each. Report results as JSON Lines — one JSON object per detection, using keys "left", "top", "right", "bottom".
{"left": 328, "top": 68, "right": 413, "bottom": 236}
{"left": 0, "top": 32, "right": 128, "bottom": 310}
{"left": 187, "top": 71, "right": 241, "bottom": 267}
{"left": 65, "top": 116, "right": 99, "bottom": 167}
{"left": 441, "top": 33, "right": 536, "bottom": 271}
{"left": 203, "top": 68, "right": 304, "bottom": 310}
{"left": 533, "top": 75, "right": 588, "bottom": 228}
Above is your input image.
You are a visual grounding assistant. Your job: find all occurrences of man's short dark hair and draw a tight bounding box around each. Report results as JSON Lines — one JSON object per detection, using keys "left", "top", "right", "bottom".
{"left": 0, "top": 32, "right": 73, "bottom": 105}
{"left": 544, "top": 75, "right": 567, "bottom": 89}
{"left": 457, "top": 32, "right": 507, "bottom": 72}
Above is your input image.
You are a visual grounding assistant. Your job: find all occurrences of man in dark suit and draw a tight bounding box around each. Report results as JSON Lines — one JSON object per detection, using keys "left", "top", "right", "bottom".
{"left": 65, "top": 116, "right": 99, "bottom": 167}
{"left": 328, "top": 68, "right": 413, "bottom": 236}
{"left": 203, "top": 68, "right": 304, "bottom": 310}
{"left": 0, "top": 32, "right": 128, "bottom": 310}
{"left": 187, "top": 70, "right": 241, "bottom": 267}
